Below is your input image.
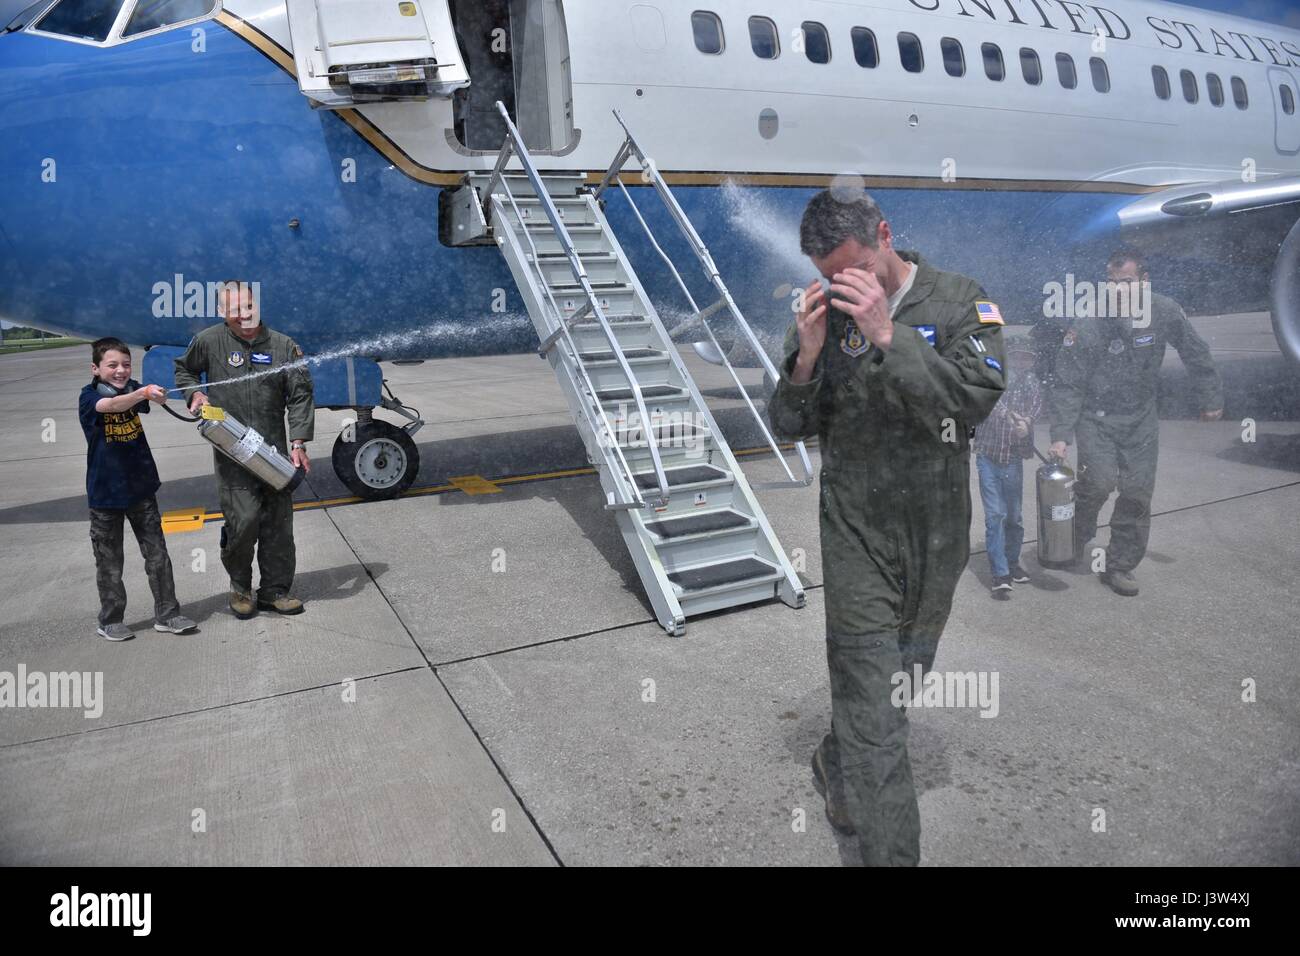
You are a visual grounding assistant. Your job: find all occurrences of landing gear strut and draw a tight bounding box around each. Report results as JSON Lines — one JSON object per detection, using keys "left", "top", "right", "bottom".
{"left": 331, "top": 386, "right": 423, "bottom": 500}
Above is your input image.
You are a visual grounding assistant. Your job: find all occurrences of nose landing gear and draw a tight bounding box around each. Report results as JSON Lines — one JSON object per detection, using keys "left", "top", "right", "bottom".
{"left": 331, "top": 387, "right": 423, "bottom": 500}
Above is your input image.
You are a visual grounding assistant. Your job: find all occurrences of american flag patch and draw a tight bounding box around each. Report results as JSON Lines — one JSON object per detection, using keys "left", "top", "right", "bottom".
{"left": 975, "top": 301, "right": 1004, "bottom": 325}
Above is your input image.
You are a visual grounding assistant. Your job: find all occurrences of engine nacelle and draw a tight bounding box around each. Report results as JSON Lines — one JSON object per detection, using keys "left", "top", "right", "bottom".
{"left": 1271, "top": 219, "right": 1300, "bottom": 365}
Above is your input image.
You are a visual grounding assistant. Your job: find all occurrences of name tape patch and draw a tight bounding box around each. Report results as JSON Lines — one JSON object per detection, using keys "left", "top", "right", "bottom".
{"left": 251, "top": 352, "right": 272, "bottom": 365}
{"left": 1134, "top": 334, "right": 1155, "bottom": 347}
{"left": 985, "top": 356, "right": 1003, "bottom": 372}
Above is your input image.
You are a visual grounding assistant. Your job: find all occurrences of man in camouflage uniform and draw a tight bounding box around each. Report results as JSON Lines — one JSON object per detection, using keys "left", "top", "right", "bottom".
{"left": 769, "top": 189, "right": 1006, "bottom": 866}
{"left": 1049, "top": 249, "right": 1223, "bottom": 596}
{"left": 175, "top": 281, "right": 315, "bottom": 618}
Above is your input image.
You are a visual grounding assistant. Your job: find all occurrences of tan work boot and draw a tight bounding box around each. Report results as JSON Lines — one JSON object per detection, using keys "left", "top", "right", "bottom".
{"left": 257, "top": 594, "right": 304, "bottom": 615}
{"left": 229, "top": 590, "right": 257, "bottom": 620}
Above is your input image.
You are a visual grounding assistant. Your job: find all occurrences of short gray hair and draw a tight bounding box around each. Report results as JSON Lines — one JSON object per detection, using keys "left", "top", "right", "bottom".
{"left": 799, "top": 188, "right": 885, "bottom": 258}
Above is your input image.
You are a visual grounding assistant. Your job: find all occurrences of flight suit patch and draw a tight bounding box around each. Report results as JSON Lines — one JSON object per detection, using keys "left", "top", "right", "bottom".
{"left": 841, "top": 324, "right": 870, "bottom": 357}
{"left": 1107, "top": 338, "right": 1125, "bottom": 354}
{"left": 985, "top": 356, "right": 1003, "bottom": 371}
{"left": 975, "top": 301, "right": 1004, "bottom": 325}
{"left": 915, "top": 324, "right": 937, "bottom": 347}
{"left": 251, "top": 352, "right": 272, "bottom": 365}
{"left": 1063, "top": 329, "right": 1077, "bottom": 347}
{"left": 228, "top": 351, "right": 244, "bottom": 367}
{"left": 1134, "top": 334, "right": 1154, "bottom": 347}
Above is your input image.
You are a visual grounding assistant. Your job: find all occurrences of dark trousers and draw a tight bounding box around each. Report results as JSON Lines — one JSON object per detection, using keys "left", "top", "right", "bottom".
{"left": 817, "top": 456, "right": 972, "bottom": 866}
{"left": 218, "top": 481, "right": 296, "bottom": 599}
{"left": 1074, "top": 411, "right": 1159, "bottom": 572}
{"left": 89, "top": 496, "right": 181, "bottom": 626}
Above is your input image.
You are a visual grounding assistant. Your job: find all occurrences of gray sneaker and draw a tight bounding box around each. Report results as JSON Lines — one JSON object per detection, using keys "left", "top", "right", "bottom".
{"left": 97, "top": 623, "right": 134, "bottom": 642}
{"left": 155, "top": 615, "right": 198, "bottom": 634}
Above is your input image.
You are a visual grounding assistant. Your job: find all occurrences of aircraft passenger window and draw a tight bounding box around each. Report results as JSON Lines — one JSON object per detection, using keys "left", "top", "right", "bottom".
{"left": 982, "top": 42, "right": 1004, "bottom": 81}
{"left": 748, "top": 16, "right": 777, "bottom": 59}
{"left": 123, "top": 0, "right": 215, "bottom": 37}
{"left": 801, "top": 21, "right": 830, "bottom": 64}
{"left": 1179, "top": 69, "right": 1198, "bottom": 104}
{"left": 1232, "top": 76, "right": 1249, "bottom": 110}
{"left": 1283, "top": 84, "right": 1296, "bottom": 116}
{"left": 1152, "top": 66, "right": 1171, "bottom": 100}
{"left": 941, "top": 37, "right": 964, "bottom": 77}
{"left": 34, "top": 0, "right": 124, "bottom": 42}
{"left": 1056, "top": 53, "right": 1077, "bottom": 89}
{"left": 898, "top": 32, "right": 923, "bottom": 73}
{"left": 1090, "top": 57, "right": 1110, "bottom": 93}
{"left": 1020, "top": 48, "right": 1041, "bottom": 85}
{"left": 851, "top": 27, "right": 879, "bottom": 68}
{"left": 691, "top": 10, "right": 723, "bottom": 55}
{"left": 1207, "top": 73, "right": 1224, "bottom": 107}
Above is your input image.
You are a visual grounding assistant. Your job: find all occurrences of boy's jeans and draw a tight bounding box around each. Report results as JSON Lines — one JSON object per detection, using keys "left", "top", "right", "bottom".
{"left": 89, "top": 496, "right": 181, "bottom": 626}
{"left": 976, "top": 454, "right": 1025, "bottom": 580}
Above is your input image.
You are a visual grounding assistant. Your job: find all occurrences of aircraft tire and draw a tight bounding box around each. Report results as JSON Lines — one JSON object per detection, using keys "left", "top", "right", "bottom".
{"left": 332, "top": 420, "right": 420, "bottom": 500}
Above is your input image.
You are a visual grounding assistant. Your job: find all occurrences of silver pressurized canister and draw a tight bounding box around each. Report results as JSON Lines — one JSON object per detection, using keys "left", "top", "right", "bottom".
{"left": 196, "top": 406, "right": 305, "bottom": 493}
{"left": 1035, "top": 455, "right": 1076, "bottom": 568}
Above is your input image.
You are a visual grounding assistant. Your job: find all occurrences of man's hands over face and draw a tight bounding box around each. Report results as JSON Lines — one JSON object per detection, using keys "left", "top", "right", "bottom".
{"left": 829, "top": 267, "right": 892, "bottom": 352}
{"left": 791, "top": 281, "right": 828, "bottom": 384}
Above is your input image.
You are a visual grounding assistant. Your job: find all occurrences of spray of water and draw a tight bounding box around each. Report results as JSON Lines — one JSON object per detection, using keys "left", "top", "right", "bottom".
{"left": 718, "top": 179, "right": 810, "bottom": 285}
{"left": 167, "top": 314, "right": 535, "bottom": 394}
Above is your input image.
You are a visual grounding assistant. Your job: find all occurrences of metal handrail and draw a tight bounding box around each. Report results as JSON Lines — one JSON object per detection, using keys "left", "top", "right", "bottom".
{"left": 484, "top": 101, "right": 672, "bottom": 507}
{"left": 595, "top": 110, "right": 814, "bottom": 488}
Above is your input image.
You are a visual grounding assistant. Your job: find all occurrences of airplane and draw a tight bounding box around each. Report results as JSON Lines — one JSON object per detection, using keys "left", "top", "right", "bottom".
{"left": 1, "top": 0, "right": 1298, "bottom": 630}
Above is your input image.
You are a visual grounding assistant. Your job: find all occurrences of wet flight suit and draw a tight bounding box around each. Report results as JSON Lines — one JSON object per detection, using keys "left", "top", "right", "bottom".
{"left": 174, "top": 324, "right": 314, "bottom": 602}
{"left": 769, "top": 251, "right": 1006, "bottom": 866}
{"left": 1049, "top": 293, "right": 1221, "bottom": 572}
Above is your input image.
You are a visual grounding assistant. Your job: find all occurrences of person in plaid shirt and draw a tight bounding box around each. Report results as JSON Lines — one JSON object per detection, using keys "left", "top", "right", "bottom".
{"left": 974, "top": 333, "right": 1044, "bottom": 599}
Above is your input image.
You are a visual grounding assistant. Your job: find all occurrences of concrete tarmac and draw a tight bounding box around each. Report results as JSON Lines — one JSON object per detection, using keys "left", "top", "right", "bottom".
{"left": 1, "top": 313, "right": 1297, "bottom": 865}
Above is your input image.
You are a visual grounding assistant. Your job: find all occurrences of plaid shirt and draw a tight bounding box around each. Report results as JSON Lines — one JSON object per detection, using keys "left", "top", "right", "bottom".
{"left": 974, "top": 369, "right": 1044, "bottom": 465}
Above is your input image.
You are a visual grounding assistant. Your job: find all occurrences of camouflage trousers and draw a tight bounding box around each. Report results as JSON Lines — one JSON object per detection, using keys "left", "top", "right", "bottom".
{"left": 89, "top": 496, "right": 181, "bottom": 626}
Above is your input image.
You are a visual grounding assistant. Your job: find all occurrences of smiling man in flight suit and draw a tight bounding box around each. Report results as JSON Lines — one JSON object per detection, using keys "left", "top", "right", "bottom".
{"left": 174, "top": 281, "right": 315, "bottom": 619}
{"left": 769, "top": 189, "right": 1006, "bottom": 866}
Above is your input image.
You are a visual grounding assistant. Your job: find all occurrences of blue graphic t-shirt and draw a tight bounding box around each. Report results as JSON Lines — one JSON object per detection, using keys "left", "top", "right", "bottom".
{"left": 78, "top": 380, "right": 161, "bottom": 509}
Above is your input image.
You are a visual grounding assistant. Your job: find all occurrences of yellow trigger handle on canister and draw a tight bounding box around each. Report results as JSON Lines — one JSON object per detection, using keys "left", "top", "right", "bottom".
{"left": 199, "top": 405, "right": 226, "bottom": 422}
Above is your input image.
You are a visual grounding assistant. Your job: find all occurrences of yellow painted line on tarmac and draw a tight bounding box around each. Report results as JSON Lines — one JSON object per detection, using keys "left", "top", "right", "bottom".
{"left": 161, "top": 508, "right": 206, "bottom": 533}
{"left": 161, "top": 441, "right": 816, "bottom": 533}
{"left": 448, "top": 474, "right": 504, "bottom": 495}
{"left": 495, "top": 465, "right": 596, "bottom": 485}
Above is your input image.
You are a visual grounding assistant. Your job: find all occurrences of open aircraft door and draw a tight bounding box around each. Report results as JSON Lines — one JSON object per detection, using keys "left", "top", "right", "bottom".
{"left": 285, "top": 0, "right": 471, "bottom": 109}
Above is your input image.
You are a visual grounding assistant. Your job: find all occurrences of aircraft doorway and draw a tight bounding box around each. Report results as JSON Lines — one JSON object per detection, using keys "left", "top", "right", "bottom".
{"left": 1268, "top": 67, "right": 1300, "bottom": 155}
{"left": 449, "top": 0, "right": 575, "bottom": 154}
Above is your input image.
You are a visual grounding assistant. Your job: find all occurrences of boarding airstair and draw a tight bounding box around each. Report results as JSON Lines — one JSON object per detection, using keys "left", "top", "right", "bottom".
{"left": 445, "top": 103, "right": 812, "bottom": 635}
